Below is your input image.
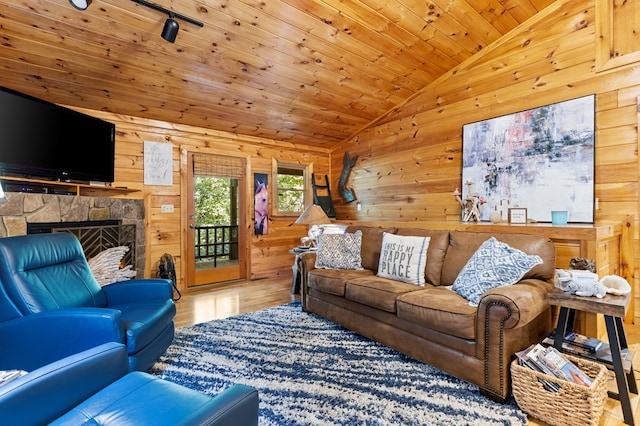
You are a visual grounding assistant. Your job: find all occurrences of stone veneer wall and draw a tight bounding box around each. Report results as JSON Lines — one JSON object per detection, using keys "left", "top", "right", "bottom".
{"left": 0, "top": 192, "right": 145, "bottom": 277}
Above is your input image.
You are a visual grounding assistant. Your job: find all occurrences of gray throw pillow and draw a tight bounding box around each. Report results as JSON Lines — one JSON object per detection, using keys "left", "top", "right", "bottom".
{"left": 315, "top": 231, "right": 363, "bottom": 270}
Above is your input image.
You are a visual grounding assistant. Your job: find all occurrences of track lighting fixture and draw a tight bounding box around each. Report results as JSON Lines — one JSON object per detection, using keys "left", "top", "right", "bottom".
{"left": 130, "top": 0, "right": 204, "bottom": 43}
{"left": 68, "top": 0, "right": 92, "bottom": 10}
{"left": 67, "top": 0, "right": 204, "bottom": 43}
{"left": 161, "top": 14, "right": 179, "bottom": 43}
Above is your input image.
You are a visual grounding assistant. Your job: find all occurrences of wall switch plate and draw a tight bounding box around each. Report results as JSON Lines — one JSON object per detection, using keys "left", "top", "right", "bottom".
{"left": 161, "top": 204, "right": 174, "bottom": 213}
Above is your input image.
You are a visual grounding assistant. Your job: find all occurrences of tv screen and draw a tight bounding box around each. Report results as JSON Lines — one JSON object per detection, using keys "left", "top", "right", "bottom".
{"left": 0, "top": 86, "right": 115, "bottom": 183}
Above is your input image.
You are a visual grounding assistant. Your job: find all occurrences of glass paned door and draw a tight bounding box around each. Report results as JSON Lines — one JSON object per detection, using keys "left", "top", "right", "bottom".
{"left": 186, "top": 152, "right": 246, "bottom": 286}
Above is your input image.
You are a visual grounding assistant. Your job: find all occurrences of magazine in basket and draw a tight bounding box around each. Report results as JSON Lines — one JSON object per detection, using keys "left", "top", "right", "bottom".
{"left": 516, "top": 343, "right": 592, "bottom": 387}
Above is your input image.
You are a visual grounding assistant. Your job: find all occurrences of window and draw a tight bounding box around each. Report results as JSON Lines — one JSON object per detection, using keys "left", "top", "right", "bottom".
{"left": 272, "top": 160, "right": 312, "bottom": 216}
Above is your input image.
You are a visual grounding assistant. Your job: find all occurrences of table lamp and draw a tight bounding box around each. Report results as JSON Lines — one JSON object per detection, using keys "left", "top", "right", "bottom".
{"left": 295, "top": 205, "right": 331, "bottom": 248}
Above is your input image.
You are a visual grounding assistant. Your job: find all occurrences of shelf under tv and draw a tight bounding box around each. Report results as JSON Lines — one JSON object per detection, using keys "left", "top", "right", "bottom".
{"left": 0, "top": 176, "right": 138, "bottom": 197}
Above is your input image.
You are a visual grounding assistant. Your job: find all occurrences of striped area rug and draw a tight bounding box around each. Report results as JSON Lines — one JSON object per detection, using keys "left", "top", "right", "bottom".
{"left": 150, "top": 302, "right": 527, "bottom": 425}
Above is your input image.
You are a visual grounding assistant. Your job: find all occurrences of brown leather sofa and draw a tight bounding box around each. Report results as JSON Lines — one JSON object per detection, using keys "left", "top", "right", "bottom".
{"left": 299, "top": 225, "right": 556, "bottom": 402}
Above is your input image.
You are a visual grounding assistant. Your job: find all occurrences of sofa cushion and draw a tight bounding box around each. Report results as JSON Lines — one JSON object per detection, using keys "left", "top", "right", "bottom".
{"left": 441, "top": 231, "right": 555, "bottom": 285}
{"left": 377, "top": 233, "right": 430, "bottom": 285}
{"left": 345, "top": 276, "right": 422, "bottom": 313}
{"left": 395, "top": 229, "right": 450, "bottom": 285}
{"left": 315, "top": 231, "right": 363, "bottom": 270}
{"left": 345, "top": 226, "right": 397, "bottom": 271}
{"left": 396, "top": 287, "right": 477, "bottom": 340}
{"left": 308, "top": 269, "right": 375, "bottom": 296}
{"left": 451, "top": 237, "right": 543, "bottom": 306}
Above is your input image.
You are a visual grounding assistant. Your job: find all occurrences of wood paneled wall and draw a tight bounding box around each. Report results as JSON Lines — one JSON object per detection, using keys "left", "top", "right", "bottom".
{"left": 330, "top": 0, "right": 640, "bottom": 321}
{"left": 69, "top": 0, "right": 640, "bottom": 314}
{"left": 78, "top": 111, "right": 330, "bottom": 291}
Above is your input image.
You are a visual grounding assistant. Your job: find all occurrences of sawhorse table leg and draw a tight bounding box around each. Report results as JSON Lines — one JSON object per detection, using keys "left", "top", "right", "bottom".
{"left": 605, "top": 314, "right": 636, "bottom": 425}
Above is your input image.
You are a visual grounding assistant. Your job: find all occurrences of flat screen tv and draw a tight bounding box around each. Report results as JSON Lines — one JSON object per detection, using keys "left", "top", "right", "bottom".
{"left": 0, "top": 86, "right": 115, "bottom": 183}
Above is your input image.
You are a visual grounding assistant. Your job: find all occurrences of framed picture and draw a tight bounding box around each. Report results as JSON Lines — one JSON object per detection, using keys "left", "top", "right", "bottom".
{"left": 462, "top": 95, "right": 595, "bottom": 223}
{"left": 508, "top": 208, "right": 528, "bottom": 224}
{"left": 254, "top": 173, "right": 269, "bottom": 236}
{"left": 143, "top": 141, "right": 173, "bottom": 186}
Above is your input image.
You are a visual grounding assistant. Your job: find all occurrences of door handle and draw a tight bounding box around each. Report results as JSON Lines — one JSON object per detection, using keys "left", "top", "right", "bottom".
{"left": 189, "top": 224, "right": 195, "bottom": 229}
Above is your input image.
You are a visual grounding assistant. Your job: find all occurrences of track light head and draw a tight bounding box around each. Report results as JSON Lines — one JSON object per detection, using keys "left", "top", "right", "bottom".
{"left": 69, "top": 0, "right": 92, "bottom": 10}
{"left": 161, "top": 15, "right": 179, "bottom": 43}
{"left": 129, "top": 1, "right": 203, "bottom": 42}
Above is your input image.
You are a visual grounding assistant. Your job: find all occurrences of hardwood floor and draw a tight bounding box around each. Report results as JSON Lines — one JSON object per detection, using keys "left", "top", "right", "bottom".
{"left": 173, "top": 278, "right": 639, "bottom": 425}
{"left": 173, "top": 277, "right": 299, "bottom": 328}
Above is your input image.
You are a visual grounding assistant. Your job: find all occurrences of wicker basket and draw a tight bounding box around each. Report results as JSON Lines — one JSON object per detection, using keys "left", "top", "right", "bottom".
{"left": 511, "top": 353, "right": 608, "bottom": 426}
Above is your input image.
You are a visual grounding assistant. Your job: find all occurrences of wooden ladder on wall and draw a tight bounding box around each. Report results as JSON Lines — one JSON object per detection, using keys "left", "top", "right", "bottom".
{"left": 312, "top": 173, "right": 336, "bottom": 219}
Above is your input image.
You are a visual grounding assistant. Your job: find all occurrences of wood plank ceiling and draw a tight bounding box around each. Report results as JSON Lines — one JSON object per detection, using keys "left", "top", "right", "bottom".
{"left": 0, "top": 0, "right": 556, "bottom": 149}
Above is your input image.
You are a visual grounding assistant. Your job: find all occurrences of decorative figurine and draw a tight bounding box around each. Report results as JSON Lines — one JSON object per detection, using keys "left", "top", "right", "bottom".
{"left": 453, "top": 181, "right": 485, "bottom": 222}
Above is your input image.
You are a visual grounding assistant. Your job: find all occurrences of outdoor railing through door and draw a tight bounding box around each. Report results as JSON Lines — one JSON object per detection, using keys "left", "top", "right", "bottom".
{"left": 194, "top": 225, "right": 239, "bottom": 267}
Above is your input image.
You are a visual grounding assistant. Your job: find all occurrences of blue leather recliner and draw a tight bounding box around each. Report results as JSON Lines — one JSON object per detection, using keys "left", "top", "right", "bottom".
{"left": 0, "top": 274, "right": 259, "bottom": 425}
{"left": 0, "top": 337, "right": 259, "bottom": 425}
{"left": 0, "top": 232, "right": 176, "bottom": 371}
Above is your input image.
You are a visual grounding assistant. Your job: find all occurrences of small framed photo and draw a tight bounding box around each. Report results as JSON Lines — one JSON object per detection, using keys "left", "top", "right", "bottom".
{"left": 508, "top": 208, "right": 528, "bottom": 224}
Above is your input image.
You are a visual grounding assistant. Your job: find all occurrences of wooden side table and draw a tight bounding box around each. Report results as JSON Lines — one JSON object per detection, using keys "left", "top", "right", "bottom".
{"left": 549, "top": 289, "right": 637, "bottom": 425}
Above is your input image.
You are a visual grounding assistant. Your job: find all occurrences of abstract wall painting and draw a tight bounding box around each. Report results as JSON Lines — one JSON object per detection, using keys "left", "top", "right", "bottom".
{"left": 462, "top": 95, "right": 595, "bottom": 223}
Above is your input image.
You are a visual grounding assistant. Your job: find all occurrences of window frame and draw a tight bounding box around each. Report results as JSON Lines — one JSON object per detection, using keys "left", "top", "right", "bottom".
{"left": 271, "top": 159, "right": 312, "bottom": 217}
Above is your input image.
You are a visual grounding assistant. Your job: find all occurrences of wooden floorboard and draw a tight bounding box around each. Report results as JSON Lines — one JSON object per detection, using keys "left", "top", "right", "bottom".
{"left": 173, "top": 277, "right": 640, "bottom": 425}
{"left": 174, "top": 277, "right": 299, "bottom": 328}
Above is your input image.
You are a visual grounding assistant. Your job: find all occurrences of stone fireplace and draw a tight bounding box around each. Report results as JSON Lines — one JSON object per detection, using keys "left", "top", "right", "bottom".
{"left": 0, "top": 193, "right": 145, "bottom": 277}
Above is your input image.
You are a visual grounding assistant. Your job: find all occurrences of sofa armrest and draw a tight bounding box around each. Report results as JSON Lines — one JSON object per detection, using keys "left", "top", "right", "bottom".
{"left": 187, "top": 384, "right": 259, "bottom": 426}
{"left": 0, "top": 309, "right": 124, "bottom": 371}
{"left": 478, "top": 278, "right": 554, "bottom": 329}
{"left": 475, "top": 278, "right": 554, "bottom": 399}
{"left": 102, "top": 278, "right": 174, "bottom": 304}
{"left": 0, "top": 342, "right": 129, "bottom": 426}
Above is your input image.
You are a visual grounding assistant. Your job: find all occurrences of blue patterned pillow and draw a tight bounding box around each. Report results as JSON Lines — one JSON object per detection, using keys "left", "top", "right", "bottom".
{"left": 452, "top": 237, "right": 542, "bottom": 306}
{"left": 315, "top": 231, "right": 363, "bottom": 270}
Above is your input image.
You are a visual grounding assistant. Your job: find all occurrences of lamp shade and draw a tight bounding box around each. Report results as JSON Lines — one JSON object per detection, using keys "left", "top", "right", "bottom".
{"left": 295, "top": 205, "right": 330, "bottom": 225}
